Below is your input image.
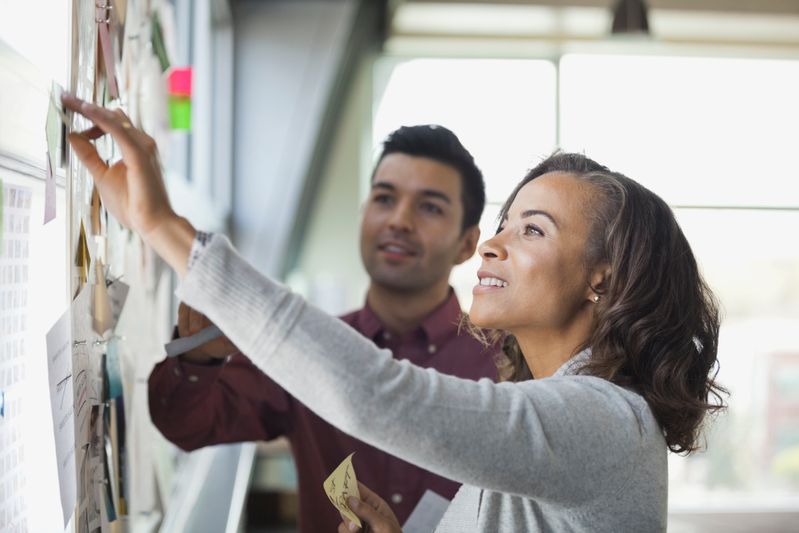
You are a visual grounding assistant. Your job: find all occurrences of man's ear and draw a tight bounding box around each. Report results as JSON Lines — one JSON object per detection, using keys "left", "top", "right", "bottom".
{"left": 455, "top": 225, "right": 481, "bottom": 265}
{"left": 587, "top": 263, "right": 611, "bottom": 300}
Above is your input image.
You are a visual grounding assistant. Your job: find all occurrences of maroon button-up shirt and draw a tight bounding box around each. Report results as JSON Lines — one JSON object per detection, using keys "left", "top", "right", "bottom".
{"left": 148, "top": 291, "right": 498, "bottom": 532}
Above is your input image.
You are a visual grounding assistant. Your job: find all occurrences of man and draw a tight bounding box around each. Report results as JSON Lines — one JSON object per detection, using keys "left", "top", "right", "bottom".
{"left": 148, "top": 125, "right": 498, "bottom": 531}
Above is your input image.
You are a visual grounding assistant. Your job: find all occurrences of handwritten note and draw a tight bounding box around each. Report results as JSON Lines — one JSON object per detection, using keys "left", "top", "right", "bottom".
{"left": 323, "top": 453, "right": 362, "bottom": 528}
{"left": 46, "top": 306, "right": 77, "bottom": 526}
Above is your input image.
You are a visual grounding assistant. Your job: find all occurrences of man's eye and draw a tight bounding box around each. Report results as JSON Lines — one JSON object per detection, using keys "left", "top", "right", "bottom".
{"left": 373, "top": 194, "right": 393, "bottom": 205}
{"left": 421, "top": 202, "right": 443, "bottom": 215}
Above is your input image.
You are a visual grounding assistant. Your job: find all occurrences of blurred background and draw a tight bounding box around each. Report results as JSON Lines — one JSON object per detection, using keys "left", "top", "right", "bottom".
{"left": 2, "top": 0, "right": 798, "bottom": 532}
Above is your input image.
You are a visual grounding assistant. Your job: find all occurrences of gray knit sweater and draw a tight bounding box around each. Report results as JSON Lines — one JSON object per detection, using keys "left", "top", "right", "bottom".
{"left": 176, "top": 235, "right": 668, "bottom": 532}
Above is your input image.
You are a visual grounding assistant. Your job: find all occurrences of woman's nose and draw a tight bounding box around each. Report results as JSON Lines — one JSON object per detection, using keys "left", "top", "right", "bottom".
{"left": 479, "top": 233, "right": 507, "bottom": 260}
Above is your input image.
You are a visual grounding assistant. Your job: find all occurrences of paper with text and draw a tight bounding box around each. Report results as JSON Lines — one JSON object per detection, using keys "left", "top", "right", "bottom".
{"left": 46, "top": 306, "right": 77, "bottom": 526}
{"left": 323, "top": 453, "right": 362, "bottom": 528}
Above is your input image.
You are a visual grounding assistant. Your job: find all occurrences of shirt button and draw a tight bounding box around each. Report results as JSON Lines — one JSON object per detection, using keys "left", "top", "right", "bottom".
{"left": 188, "top": 375, "right": 199, "bottom": 383}
{"left": 384, "top": 332, "right": 392, "bottom": 340}
{"left": 391, "top": 493, "right": 403, "bottom": 504}
{"left": 172, "top": 366, "right": 181, "bottom": 376}
{"left": 428, "top": 344, "right": 437, "bottom": 354}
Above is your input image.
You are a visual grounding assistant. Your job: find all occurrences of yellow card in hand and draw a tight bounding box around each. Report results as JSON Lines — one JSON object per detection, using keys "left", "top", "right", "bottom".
{"left": 323, "top": 453, "right": 362, "bottom": 528}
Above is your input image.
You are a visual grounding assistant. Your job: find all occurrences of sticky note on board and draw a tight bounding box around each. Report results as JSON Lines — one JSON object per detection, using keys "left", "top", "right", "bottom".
{"left": 45, "top": 82, "right": 69, "bottom": 171}
{"left": 323, "top": 453, "right": 362, "bottom": 528}
{"left": 168, "top": 67, "right": 192, "bottom": 97}
{"left": 44, "top": 153, "right": 56, "bottom": 224}
{"left": 168, "top": 96, "right": 191, "bottom": 130}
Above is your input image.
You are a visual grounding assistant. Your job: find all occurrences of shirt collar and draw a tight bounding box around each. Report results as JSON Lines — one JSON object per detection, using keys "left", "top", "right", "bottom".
{"left": 355, "top": 289, "right": 464, "bottom": 346}
{"left": 552, "top": 347, "right": 592, "bottom": 377}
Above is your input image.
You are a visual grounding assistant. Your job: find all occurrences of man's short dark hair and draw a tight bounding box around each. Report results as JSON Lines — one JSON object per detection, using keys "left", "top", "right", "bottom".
{"left": 375, "top": 125, "right": 486, "bottom": 231}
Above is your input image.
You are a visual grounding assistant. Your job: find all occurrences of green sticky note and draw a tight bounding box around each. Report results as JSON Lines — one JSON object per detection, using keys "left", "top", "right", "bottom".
{"left": 168, "top": 96, "right": 191, "bottom": 130}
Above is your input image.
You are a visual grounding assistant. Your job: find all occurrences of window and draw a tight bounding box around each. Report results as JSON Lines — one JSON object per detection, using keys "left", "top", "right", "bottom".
{"left": 374, "top": 53, "right": 799, "bottom": 515}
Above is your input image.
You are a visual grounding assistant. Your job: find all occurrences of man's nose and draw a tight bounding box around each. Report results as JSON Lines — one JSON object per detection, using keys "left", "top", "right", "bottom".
{"left": 387, "top": 201, "right": 414, "bottom": 232}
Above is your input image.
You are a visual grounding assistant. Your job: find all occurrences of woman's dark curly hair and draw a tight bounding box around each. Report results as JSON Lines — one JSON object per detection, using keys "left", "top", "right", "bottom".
{"left": 481, "top": 152, "right": 727, "bottom": 454}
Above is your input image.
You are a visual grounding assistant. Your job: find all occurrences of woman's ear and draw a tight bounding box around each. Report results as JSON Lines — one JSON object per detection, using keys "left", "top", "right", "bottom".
{"left": 587, "top": 263, "right": 611, "bottom": 300}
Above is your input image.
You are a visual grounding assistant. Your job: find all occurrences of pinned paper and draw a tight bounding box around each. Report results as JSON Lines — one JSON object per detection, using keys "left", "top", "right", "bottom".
{"left": 44, "top": 152, "right": 56, "bottom": 224}
{"left": 46, "top": 307, "right": 77, "bottom": 527}
{"left": 323, "top": 453, "right": 362, "bottom": 528}
{"left": 75, "top": 221, "right": 92, "bottom": 294}
{"left": 97, "top": 2, "right": 119, "bottom": 100}
{"left": 0, "top": 179, "right": 4, "bottom": 255}
{"left": 151, "top": 12, "right": 170, "bottom": 72}
{"left": 90, "top": 186, "right": 102, "bottom": 235}
{"left": 45, "top": 82, "right": 69, "bottom": 171}
{"left": 106, "top": 278, "right": 130, "bottom": 330}
{"left": 92, "top": 259, "right": 113, "bottom": 335}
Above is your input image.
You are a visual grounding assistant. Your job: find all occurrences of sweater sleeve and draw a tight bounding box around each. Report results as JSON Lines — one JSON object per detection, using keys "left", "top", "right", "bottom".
{"left": 176, "top": 235, "right": 663, "bottom": 503}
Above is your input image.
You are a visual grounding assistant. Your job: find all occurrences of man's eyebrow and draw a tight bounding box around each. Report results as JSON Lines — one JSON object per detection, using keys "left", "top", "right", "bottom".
{"left": 520, "top": 209, "right": 559, "bottom": 229}
{"left": 371, "top": 182, "right": 452, "bottom": 204}
{"left": 371, "top": 181, "right": 396, "bottom": 191}
{"left": 420, "top": 189, "right": 452, "bottom": 204}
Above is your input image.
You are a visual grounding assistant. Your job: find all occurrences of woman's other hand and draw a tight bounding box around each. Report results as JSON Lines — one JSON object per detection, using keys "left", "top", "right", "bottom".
{"left": 337, "top": 482, "right": 402, "bottom": 533}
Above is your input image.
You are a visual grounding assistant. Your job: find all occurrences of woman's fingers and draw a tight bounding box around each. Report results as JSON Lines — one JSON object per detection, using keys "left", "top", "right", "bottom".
{"left": 67, "top": 133, "right": 109, "bottom": 181}
{"left": 61, "top": 93, "right": 141, "bottom": 162}
{"left": 76, "top": 125, "right": 105, "bottom": 141}
{"left": 347, "top": 496, "right": 384, "bottom": 528}
{"left": 338, "top": 514, "right": 357, "bottom": 532}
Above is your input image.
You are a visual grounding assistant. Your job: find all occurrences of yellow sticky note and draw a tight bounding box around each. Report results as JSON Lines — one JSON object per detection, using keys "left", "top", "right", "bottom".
{"left": 323, "top": 453, "right": 362, "bottom": 528}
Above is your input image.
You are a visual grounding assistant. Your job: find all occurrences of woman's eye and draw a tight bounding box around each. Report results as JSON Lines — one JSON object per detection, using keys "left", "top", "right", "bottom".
{"left": 525, "top": 224, "right": 544, "bottom": 237}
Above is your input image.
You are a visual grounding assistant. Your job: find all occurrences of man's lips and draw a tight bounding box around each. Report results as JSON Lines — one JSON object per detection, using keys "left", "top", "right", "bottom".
{"left": 377, "top": 240, "right": 418, "bottom": 257}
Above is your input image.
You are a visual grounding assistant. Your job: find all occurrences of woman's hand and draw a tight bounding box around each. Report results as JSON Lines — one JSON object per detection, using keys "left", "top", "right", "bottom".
{"left": 337, "top": 482, "right": 402, "bottom": 533}
{"left": 61, "top": 94, "right": 196, "bottom": 275}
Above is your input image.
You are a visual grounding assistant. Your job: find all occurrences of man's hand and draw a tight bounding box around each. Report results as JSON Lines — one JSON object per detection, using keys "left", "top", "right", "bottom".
{"left": 177, "top": 303, "right": 239, "bottom": 364}
{"left": 337, "top": 482, "right": 402, "bottom": 533}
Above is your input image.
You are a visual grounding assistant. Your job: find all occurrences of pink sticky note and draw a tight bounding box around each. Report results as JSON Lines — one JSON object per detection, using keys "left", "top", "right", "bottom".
{"left": 168, "top": 67, "right": 192, "bottom": 97}
{"left": 44, "top": 152, "right": 56, "bottom": 224}
{"left": 98, "top": 20, "right": 119, "bottom": 100}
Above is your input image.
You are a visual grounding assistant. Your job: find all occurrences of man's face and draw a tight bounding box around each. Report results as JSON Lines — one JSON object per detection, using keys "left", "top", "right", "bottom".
{"left": 360, "top": 153, "right": 476, "bottom": 293}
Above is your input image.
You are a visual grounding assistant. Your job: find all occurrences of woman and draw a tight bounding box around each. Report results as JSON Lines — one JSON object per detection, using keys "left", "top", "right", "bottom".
{"left": 63, "top": 94, "right": 725, "bottom": 532}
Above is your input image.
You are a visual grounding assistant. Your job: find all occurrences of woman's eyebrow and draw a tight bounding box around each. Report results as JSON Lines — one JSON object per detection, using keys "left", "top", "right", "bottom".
{"left": 520, "top": 209, "right": 559, "bottom": 229}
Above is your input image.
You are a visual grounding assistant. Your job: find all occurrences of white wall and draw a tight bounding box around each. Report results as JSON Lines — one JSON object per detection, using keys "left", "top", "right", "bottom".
{"left": 232, "top": 0, "right": 358, "bottom": 276}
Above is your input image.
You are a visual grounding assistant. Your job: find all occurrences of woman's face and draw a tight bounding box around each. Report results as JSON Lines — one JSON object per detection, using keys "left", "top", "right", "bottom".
{"left": 470, "top": 172, "right": 598, "bottom": 334}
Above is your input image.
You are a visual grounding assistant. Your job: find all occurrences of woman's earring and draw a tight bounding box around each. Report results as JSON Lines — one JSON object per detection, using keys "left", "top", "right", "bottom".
{"left": 592, "top": 295, "right": 601, "bottom": 303}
